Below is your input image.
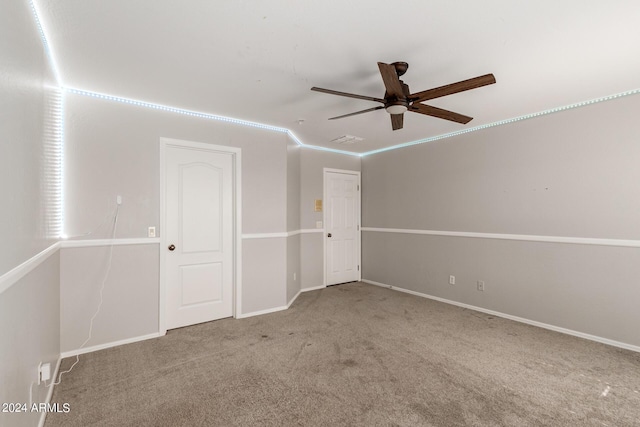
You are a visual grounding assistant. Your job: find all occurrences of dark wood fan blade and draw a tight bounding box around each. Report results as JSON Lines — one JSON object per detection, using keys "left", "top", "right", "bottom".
{"left": 328, "top": 106, "right": 385, "bottom": 120}
{"left": 311, "top": 87, "right": 385, "bottom": 103}
{"left": 409, "top": 74, "right": 496, "bottom": 103}
{"left": 377, "top": 62, "right": 405, "bottom": 99}
{"left": 410, "top": 103, "right": 473, "bottom": 124}
{"left": 390, "top": 113, "right": 404, "bottom": 130}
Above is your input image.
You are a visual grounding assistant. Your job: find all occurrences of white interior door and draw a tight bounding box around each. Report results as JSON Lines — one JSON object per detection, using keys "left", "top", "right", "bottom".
{"left": 325, "top": 170, "right": 360, "bottom": 286}
{"left": 165, "top": 144, "right": 234, "bottom": 329}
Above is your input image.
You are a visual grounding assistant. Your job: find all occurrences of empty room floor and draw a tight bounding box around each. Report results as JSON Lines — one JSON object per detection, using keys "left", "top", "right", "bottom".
{"left": 46, "top": 283, "right": 640, "bottom": 426}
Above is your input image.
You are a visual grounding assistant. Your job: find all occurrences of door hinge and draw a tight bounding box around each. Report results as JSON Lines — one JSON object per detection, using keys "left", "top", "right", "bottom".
{"left": 358, "top": 265, "right": 360, "bottom": 271}
{"left": 357, "top": 185, "right": 360, "bottom": 191}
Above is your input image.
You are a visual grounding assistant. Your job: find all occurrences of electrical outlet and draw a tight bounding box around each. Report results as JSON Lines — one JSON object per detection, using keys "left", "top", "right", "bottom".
{"left": 38, "top": 362, "right": 51, "bottom": 384}
{"left": 477, "top": 281, "right": 485, "bottom": 292}
{"left": 148, "top": 226, "right": 156, "bottom": 238}
{"left": 116, "top": 195, "right": 122, "bottom": 205}
{"left": 449, "top": 275, "right": 455, "bottom": 285}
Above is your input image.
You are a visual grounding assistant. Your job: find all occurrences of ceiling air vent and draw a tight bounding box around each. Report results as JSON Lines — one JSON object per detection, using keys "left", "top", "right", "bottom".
{"left": 330, "top": 135, "right": 363, "bottom": 145}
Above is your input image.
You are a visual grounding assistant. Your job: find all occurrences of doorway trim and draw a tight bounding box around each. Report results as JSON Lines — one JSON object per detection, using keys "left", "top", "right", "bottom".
{"left": 322, "top": 168, "right": 362, "bottom": 287}
{"left": 159, "top": 137, "right": 242, "bottom": 335}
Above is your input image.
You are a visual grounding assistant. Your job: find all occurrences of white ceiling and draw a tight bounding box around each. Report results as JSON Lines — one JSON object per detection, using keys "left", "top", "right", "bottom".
{"left": 39, "top": 0, "right": 640, "bottom": 154}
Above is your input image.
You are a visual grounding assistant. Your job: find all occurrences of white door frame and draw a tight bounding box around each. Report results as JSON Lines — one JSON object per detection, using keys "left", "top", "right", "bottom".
{"left": 323, "top": 168, "right": 361, "bottom": 287}
{"left": 159, "top": 137, "right": 242, "bottom": 335}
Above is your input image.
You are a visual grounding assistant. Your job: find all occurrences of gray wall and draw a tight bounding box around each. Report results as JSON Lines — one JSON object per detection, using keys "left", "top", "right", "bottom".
{"left": 0, "top": 0, "right": 58, "bottom": 274}
{"left": 299, "top": 148, "right": 361, "bottom": 289}
{"left": 243, "top": 238, "right": 287, "bottom": 313}
{"left": 286, "top": 234, "right": 301, "bottom": 303}
{"left": 287, "top": 142, "right": 301, "bottom": 233}
{"left": 0, "top": 1, "right": 61, "bottom": 425}
{"left": 60, "top": 89, "right": 365, "bottom": 348}
{"left": 362, "top": 95, "right": 640, "bottom": 239}
{"left": 286, "top": 141, "right": 301, "bottom": 303}
{"left": 0, "top": 254, "right": 60, "bottom": 427}
{"left": 64, "top": 94, "right": 289, "bottom": 239}
{"left": 61, "top": 92, "right": 292, "bottom": 348}
{"left": 362, "top": 94, "right": 640, "bottom": 347}
{"left": 300, "top": 149, "right": 361, "bottom": 230}
{"left": 60, "top": 245, "right": 159, "bottom": 353}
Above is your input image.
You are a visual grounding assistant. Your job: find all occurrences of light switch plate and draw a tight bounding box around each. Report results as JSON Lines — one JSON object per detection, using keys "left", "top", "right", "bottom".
{"left": 316, "top": 221, "right": 323, "bottom": 229}
{"left": 148, "top": 227, "right": 156, "bottom": 238}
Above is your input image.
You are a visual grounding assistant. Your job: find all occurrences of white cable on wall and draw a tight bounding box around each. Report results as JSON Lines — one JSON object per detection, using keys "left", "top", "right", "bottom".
{"left": 63, "top": 207, "right": 118, "bottom": 239}
{"left": 49, "top": 204, "right": 120, "bottom": 386}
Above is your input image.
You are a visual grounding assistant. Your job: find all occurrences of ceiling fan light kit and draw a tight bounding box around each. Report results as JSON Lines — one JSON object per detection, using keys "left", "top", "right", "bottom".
{"left": 385, "top": 103, "right": 408, "bottom": 114}
{"left": 311, "top": 61, "right": 496, "bottom": 131}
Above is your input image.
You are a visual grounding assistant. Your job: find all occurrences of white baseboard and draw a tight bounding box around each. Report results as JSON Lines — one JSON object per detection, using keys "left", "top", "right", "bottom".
{"left": 236, "top": 305, "right": 288, "bottom": 319}
{"left": 361, "top": 279, "right": 640, "bottom": 353}
{"left": 38, "top": 356, "right": 62, "bottom": 427}
{"left": 60, "top": 332, "right": 162, "bottom": 358}
{"left": 363, "top": 279, "right": 392, "bottom": 289}
{"left": 287, "top": 290, "right": 301, "bottom": 308}
{"left": 240, "top": 285, "right": 326, "bottom": 318}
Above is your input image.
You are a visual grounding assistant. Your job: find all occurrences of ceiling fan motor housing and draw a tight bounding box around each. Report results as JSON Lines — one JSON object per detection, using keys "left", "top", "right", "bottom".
{"left": 391, "top": 61, "right": 409, "bottom": 77}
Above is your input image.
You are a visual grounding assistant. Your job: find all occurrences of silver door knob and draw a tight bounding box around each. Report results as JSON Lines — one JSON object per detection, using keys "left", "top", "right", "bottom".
{"left": 168, "top": 244, "right": 176, "bottom": 251}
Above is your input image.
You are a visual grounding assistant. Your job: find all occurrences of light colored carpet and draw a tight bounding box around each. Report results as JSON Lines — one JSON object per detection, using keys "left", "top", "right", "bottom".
{"left": 46, "top": 282, "right": 640, "bottom": 426}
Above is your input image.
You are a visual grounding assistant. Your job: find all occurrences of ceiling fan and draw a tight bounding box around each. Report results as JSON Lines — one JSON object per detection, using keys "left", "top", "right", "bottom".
{"left": 311, "top": 62, "right": 496, "bottom": 131}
